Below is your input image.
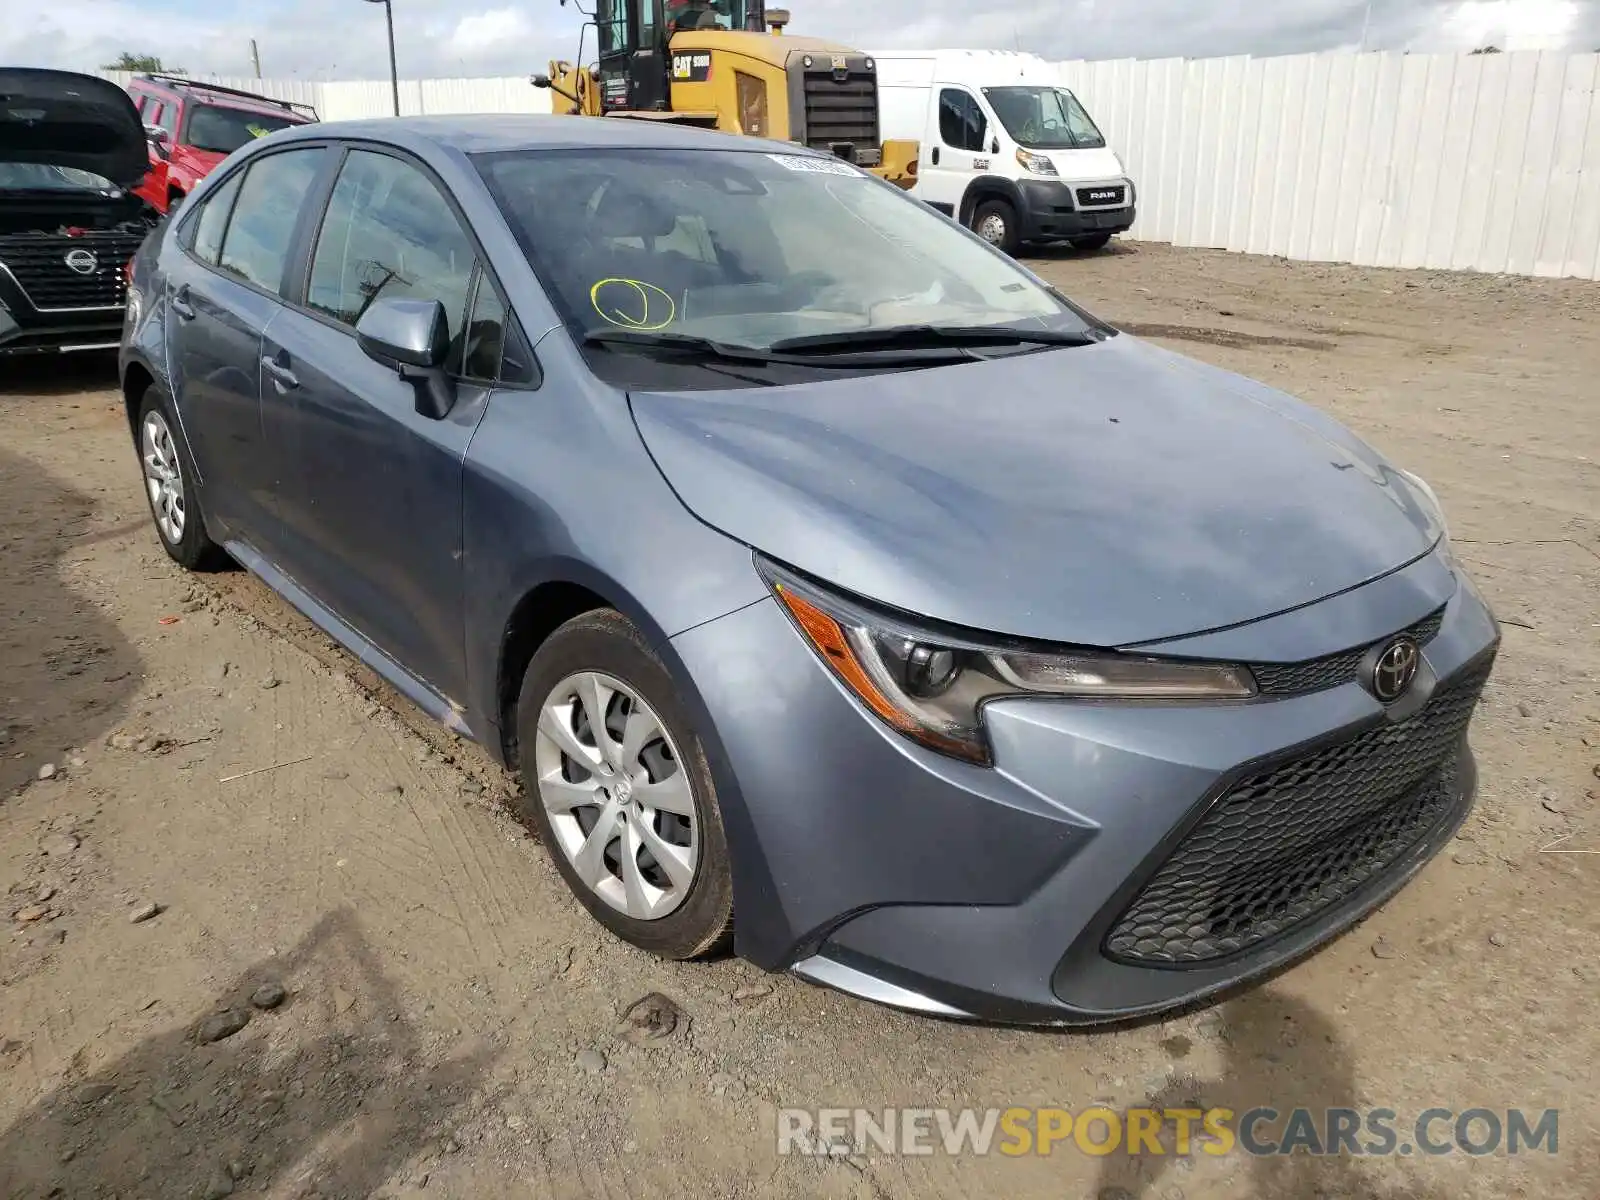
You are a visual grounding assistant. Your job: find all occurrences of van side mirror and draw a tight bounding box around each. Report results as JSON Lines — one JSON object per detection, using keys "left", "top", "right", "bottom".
{"left": 355, "top": 297, "right": 457, "bottom": 420}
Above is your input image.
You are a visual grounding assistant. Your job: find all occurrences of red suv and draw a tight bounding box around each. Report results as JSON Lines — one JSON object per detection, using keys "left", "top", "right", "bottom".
{"left": 126, "top": 74, "right": 317, "bottom": 214}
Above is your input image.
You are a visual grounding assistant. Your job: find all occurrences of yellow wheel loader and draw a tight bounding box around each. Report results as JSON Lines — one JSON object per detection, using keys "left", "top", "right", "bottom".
{"left": 533, "top": 0, "right": 918, "bottom": 189}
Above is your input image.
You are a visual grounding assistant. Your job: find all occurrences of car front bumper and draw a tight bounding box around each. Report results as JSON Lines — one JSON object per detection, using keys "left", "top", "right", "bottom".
{"left": 0, "top": 301, "right": 123, "bottom": 356}
{"left": 1017, "top": 178, "right": 1136, "bottom": 242}
{"left": 668, "top": 549, "right": 1499, "bottom": 1025}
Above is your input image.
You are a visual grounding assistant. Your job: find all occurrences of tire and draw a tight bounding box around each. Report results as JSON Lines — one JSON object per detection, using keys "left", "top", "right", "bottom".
{"left": 135, "top": 387, "right": 226, "bottom": 571}
{"left": 1072, "top": 233, "right": 1113, "bottom": 251}
{"left": 971, "top": 199, "right": 1020, "bottom": 256}
{"left": 514, "top": 609, "right": 734, "bottom": 960}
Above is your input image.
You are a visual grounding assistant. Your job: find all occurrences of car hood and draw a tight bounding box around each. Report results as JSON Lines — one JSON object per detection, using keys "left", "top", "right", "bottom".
{"left": 1037, "top": 145, "right": 1124, "bottom": 180}
{"left": 0, "top": 69, "right": 148, "bottom": 188}
{"left": 629, "top": 334, "right": 1444, "bottom": 647}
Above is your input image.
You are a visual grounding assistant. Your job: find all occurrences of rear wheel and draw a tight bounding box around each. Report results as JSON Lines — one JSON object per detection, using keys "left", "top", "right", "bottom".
{"left": 1072, "top": 233, "right": 1113, "bottom": 251}
{"left": 136, "top": 388, "right": 225, "bottom": 571}
{"left": 514, "top": 609, "right": 734, "bottom": 960}
{"left": 971, "top": 199, "right": 1020, "bottom": 256}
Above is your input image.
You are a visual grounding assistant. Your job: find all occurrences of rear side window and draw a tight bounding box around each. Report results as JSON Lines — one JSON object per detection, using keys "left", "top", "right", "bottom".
{"left": 306, "top": 150, "right": 475, "bottom": 344}
{"left": 217, "top": 148, "right": 325, "bottom": 292}
{"left": 189, "top": 170, "right": 244, "bottom": 264}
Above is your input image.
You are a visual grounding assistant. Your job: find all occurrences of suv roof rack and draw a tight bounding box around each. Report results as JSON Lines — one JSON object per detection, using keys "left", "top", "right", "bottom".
{"left": 135, "top": 73, "right": 318, "bottom": 119}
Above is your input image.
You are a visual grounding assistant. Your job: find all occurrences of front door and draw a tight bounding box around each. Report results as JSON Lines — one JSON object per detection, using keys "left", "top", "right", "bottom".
{"left": 919, "top": 86, "right": 989, "bottom": 217}
{"left": 260, "top": 147, "right": 492, "bottom": 706}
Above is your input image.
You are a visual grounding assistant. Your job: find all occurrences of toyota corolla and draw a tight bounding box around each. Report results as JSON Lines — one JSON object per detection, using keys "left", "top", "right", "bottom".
{"left": 119, "top": 116, "right": 1499, "bottom": 1025}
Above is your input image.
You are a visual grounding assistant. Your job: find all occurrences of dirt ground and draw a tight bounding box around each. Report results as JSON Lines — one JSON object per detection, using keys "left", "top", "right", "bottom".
{"left": 1, "top": 242, "right": 1596, "bottom": 1200}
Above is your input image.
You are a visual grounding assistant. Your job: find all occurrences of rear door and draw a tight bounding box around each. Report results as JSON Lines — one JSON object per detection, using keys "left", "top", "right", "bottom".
{"left": 163, "top": 145, "right": 329, "bottom": 548}
{"left": 919, "top": 86, "right": 989, "bottom": 217}
{"left": 257, "top": 146, "right": 511, "bottom": 706}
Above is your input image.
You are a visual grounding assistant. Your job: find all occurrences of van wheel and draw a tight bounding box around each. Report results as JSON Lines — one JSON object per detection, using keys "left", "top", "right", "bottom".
{"left": 1072, "top": 233, "right": 1113, "bottom": 251}
{"left": 971, "top": 200, "right": 1019, "bottom": 256}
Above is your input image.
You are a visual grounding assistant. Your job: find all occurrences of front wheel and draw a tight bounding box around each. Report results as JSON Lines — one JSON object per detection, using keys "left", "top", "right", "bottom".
{"left": 136, "top": 388, "right": 225, "bottom": 571}
{"left": 514, "top": 609, "right": 734, "bottom": 960}
{"left": 971, "top": 199, "right": 1020, "bottom": 256}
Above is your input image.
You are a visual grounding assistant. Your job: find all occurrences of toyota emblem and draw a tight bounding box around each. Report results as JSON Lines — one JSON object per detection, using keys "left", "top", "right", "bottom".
{"left": 64, "top": 248, "right": 99, "bottom": 276}
{"left": 1371, "top": 637, "right": 1420, "bottom": 702}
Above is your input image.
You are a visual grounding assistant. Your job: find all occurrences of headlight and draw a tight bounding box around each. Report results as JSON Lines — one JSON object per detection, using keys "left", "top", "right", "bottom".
{"left": 761, "top": 560, "right": 1256, "bottom": 765}
{"left": 1397, "top": 468, "right": 1449, "bottom": 541}
{"left": 1015, "top": 148, "right": 1058, "bottom": 176}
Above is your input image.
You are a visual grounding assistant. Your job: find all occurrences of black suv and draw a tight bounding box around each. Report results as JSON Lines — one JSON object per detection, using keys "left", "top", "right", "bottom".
{"left": 1, "top": 68, "right": 159, "bottom": 358}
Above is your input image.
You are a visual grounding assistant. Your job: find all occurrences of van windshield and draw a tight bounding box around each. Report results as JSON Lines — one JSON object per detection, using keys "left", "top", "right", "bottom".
{"left": 983, "top": 87, "right": 1106, "bottom": 150}
{"left": 476, "top": 147, "right": 1090, "bottom": 357}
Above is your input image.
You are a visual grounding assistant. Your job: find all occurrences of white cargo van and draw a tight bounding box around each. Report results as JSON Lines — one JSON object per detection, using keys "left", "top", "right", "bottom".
{"left": 873, "top": 49, "right": 1135, "bottom": 255}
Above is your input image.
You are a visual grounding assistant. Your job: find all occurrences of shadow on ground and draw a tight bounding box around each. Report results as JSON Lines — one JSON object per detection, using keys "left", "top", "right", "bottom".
{"left": 0, "top": 908, "right": 496, "bottom": 1199}
{"left": 1092, "top": 987, "right": 1452, "bottom": 1200}
{"left": 0, "top": 353, "right": 121, "bottom": 398}
{"left": 0, "top": 446, "right": 143, "bottom": 798}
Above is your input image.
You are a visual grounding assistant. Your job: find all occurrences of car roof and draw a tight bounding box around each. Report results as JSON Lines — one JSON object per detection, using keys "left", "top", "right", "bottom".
{"left": 132, "top": 76, "right": 313, "bottom": 119}
{"left": 266, "top": 114, "right": 819, "bottom": 157}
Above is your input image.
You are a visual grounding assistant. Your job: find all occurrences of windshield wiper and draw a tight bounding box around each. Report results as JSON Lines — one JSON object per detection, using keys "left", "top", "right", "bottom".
{"left": 767, "top": 324, "right": 1103, "bottom": 355}
{"left": 583, "top": 328, "right": 976, "bottom": 370}
{"left": 583, "top": 329, "right": 776, "bottom": 363}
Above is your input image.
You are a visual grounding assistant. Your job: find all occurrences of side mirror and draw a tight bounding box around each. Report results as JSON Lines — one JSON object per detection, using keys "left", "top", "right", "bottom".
{"left": 144, "top": 124, "right": 171, "bottom": 159}
{"left": 355, "top": 297, "right": 456, "bottom": 419}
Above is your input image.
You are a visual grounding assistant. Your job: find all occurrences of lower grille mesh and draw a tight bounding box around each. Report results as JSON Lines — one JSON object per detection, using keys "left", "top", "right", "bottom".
{"left": 1105, "top": 654, "right": 1493, "bottom": 966}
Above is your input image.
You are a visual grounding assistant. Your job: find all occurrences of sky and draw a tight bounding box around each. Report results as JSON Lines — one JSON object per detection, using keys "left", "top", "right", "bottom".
{"left": 4, "top": 0, "right": 1596, "bottom": 81}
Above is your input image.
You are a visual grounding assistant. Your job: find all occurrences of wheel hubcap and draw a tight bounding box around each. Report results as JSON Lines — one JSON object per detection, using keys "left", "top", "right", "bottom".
{"left": 533, "top": 671, "right": 698, "bottom": 920}
{"left": 978, "top": 214, "right": 1007, "bottom": 245}
{"left": 141, "top": 411, "right": 185, "bottom": 544}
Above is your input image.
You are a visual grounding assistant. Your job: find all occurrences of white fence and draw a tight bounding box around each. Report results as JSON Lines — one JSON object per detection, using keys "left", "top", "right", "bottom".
{"left": 102, "top": 50, "right": 1600, "bottom": 281}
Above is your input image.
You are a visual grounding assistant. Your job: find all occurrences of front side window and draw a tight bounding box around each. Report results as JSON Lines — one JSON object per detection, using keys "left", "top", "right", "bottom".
{"left": 216, "top": 148, "right": 325, "bottom": 292}
{"left": 152, "top": 100, "right": 177, "bottom": 135}
{"left": 477, "top": 147, "right": 1087, "bottom": 382}
{"left": 461, "top": 276, "right": 508, "bottom": 381}
{"left": 307, "top": 149, "right": 476, "bottom": 347}
{"left": 596, "top": 0, "right": 633, "bottom": 55}
{"left": 938, "top": 89, "right": 987, "bottom": 152}
{"left": 983, "top": 87, "right": 1106, "bottom": 150}
{"left": 186, "top": 105, "right": 301, "bottom": 155}
{"left": 188, "top": 170, "right": 245, "bottom": 264}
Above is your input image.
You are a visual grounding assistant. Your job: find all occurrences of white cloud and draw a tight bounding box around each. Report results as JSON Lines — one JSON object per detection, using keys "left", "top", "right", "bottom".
{"left": 1, "top": 0, "right": 1596, "bottom": 81}
{"left": 447, "top": 8, "right": 538, "bottom": 60}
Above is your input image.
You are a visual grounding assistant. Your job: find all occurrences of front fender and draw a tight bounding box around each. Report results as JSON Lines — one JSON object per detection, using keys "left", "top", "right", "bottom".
{"left": 957, "top": 174, "right": 1026, "bottom": 224}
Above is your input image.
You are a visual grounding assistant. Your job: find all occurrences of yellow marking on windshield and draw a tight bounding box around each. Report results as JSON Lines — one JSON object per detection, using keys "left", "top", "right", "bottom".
{"left": 590, "top": 278, "right": 676, "bottom": 331}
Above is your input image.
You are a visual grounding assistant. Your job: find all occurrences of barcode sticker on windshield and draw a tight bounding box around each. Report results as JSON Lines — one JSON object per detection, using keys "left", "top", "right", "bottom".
{"left": 766, "top": 153, "right": 864, "bottom": 177}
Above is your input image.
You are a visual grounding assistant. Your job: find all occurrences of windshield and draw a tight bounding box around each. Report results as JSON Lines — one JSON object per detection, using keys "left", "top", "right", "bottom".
{"left": 477, "top": 147, "right": 1085, "bottom": 365}
{"left": 0, "top": 163, "right": 118, "bottom": 192}
{"left": 184, "top": 105, "right": 300, "bottom": 155}
{"left": 983, "top": 87, "right": 1106, "bottom": 150}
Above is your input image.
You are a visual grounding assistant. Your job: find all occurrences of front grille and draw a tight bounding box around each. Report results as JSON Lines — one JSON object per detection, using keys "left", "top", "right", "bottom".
{"left": 0, "top": 229, "right": 143, "bottom": 311}
{"left": 1076, "top": 185, "right": 1127, "bottom": 207}
{"left": 800, "top": 70, "right": 879, "bottom": 155}
{"left": 1250, "top": 607, "right": 1445, "bottom": 697}
{"left": 1105, "top": 653, "right": 1493, "bottom": 966}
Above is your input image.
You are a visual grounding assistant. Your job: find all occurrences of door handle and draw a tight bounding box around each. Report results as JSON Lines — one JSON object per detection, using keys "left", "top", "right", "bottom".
{"left": 260, "top": 356, "right": 299, "bottom": 390}
{"left": 169, "top": 286, "right": 195, "bottom": 320}
{"left": 931, "top": 146, "right": 941, "bottom": 166}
